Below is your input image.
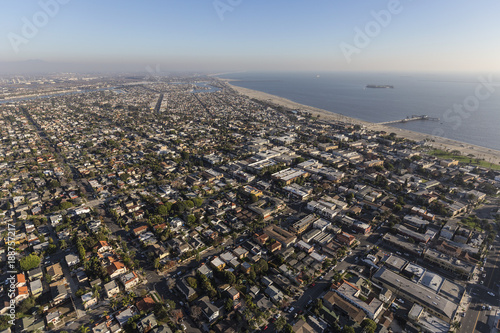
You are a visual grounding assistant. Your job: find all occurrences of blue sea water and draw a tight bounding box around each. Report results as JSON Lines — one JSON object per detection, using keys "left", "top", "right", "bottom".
{"left": 218, "top": 71, "right": 500, "bottom": 151}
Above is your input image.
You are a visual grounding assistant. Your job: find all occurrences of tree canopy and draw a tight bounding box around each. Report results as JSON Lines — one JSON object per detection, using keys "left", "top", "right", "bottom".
{"left": 20, "top": 253, "right": 40, "bottom": 271}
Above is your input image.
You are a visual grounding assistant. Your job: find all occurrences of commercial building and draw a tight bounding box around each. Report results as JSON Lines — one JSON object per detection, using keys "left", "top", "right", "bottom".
{"left": 289, "top": 214, "right": 318, "bottom": 235}
{"left": 423, "top": 248, "right": 476, "bottom": 280}
{"left": 372, "top": 268, "right": 459, "bottom": 323}
{"left": 271, "top": 168, "right": 309, "bottom": 185}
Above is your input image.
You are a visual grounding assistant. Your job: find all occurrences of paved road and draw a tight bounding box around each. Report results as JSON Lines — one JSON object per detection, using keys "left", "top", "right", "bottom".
{"left": 460, "top": 235, "right": 500, "bottom": 333}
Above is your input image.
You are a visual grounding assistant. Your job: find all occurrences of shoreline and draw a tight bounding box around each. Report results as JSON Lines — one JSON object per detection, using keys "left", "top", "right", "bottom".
{"left": 220, "top": 78, "right": 500, "bottom": 165}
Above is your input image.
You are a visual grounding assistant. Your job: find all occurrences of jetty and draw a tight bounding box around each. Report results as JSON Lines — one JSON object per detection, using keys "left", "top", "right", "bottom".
{"left": 377, "top": 115, "right": 440, "bottom": 125}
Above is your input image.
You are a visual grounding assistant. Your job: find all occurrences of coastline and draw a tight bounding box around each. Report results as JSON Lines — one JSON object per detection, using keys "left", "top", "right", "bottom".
{"left": 220, "top": 79, "right": 500, "bottom": 165}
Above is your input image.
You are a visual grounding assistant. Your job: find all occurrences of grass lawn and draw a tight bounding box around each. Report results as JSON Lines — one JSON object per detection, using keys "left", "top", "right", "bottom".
{"left": 429, "top": 149, "right": 500, "bottom": 171}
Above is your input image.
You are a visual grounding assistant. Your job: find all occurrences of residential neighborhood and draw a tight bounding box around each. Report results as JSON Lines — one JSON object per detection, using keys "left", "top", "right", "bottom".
{"left": 0, "top": 74, "right": 499, "bottom": 333}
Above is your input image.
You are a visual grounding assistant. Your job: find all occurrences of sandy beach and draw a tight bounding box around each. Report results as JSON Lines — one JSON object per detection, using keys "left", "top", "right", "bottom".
{"left": 221, "top": 79, "right": 500, "bottom": 166}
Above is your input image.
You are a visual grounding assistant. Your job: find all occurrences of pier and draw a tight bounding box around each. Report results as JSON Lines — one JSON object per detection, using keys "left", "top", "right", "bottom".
{"left": 377, "top": 115, "right": 439, "bottom": 125}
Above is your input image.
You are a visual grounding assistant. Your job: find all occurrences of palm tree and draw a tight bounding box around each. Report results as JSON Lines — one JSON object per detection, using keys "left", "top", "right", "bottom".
{"left": 110, "top": 298, "right": 118, "bottom": 310}
{"left": 154, "top": 258, "right": 160, "bottom": 270}
{"left": 78, "top": 325, "right": 90, "bottom": 333}
{"left": 92, "top": 284, "right": 101, "bottom": 299}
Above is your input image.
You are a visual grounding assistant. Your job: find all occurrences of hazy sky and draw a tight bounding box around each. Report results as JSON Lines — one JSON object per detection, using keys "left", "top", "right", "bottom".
{"left": 1, "top": 0, "right": 500, "bottom": 73}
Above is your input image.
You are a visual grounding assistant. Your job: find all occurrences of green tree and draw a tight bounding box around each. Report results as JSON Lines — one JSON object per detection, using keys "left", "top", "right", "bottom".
{"left": 275, "top": 316, "right": 287, "bottom": 331}
{"left": 154, "top": 258, "right": 160, "bottom": 270}
{"left": 186, "top": 277, "right": 198, "bottom": 289}
{"left": 157, "top": 204, "right": 170, "bottom": 216}
{"left": 361, "top": 318, "right": 377, "bottom": 333}
{"left": 59, "top": 239, "right": 67, "bottom": 249}
{"left": 187, "top": 214, "right": 196, "bottom": 225}
{"left": 18, "top": 296, "right": 35, "bottom": 314}
{"left": 193, "top": 197, "right": 204, "bottom": 207}
{"left": 0, "top": 315, "right": 12, "bottom": 330}
{"left": 78, "top": 325, "right": 90, "bottom": 333}
{"left": 225, "top": 299, "right": 234, "bottom": 312}
{"left": 20, "top": 254, "right": 40, "bottom": 271}
{"left": 283, "top": 324, "right": 294, "bottom": 333}
{"left": 342, "top": 326, "right": 355, "bottom": 333}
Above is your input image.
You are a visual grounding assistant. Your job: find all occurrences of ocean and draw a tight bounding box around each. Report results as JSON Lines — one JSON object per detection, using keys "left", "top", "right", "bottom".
{"left": 218, "top": 71, "right": 500, "bottom": 151}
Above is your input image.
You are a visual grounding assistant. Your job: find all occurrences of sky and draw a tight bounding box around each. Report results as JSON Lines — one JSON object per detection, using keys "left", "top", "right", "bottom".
{"left": 1, "top": 0, "right": 500, "bottom": 73}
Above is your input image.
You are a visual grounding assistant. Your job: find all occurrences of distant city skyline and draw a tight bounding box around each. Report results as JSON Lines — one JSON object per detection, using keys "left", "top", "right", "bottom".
{"left": 1, "top": 0, "right": 500, "bottom": 73}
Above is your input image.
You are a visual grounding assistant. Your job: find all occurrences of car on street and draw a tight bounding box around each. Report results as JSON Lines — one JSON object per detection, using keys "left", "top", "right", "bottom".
{"left": 487, "top": 292, "right": 496, "bottom": 297}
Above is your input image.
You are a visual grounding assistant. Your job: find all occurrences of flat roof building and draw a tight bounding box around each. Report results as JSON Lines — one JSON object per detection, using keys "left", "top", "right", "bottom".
{"left": 372, "top": 268, "right": 459, "bottom": 323}
{"left": 423, "top": 248, "right": 476, "bottom": 280}
{"left": 264, "top": 225, "right": 296, "bottom": 248}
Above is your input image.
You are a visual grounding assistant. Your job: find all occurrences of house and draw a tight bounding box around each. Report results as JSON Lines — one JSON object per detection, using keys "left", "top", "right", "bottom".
{"left": 15, "top": 286, "right": 29, "bottom": 304}
{"left": 16, "top": 273, "right": 26, "bottom": 287}
{"left": 150, "top": 325, "right": 173, "bottom": 333}
{"left": 82, "top": 291, "right": 98, "bottom": 309}
{"left": 20, "top": 316, "right": 45, "bottom": 332}
{"left": 65, "top": 253, "right": 80, "bottom": 267}
{"left": 51, "top": 284, "right": 68, "bottom": 305}
{"left": 268, "top": 241, "right": 282, "bottom": 253}
{"left": 292, "top": 319, "right": 317, "bottom": 333}
{"left": 241, "top": 262, "right": 252, "bottom": 274}
{"left": 232, "top": 246, "right": 249, "bottom": 259}
{"left": 46, "top": 263, "right": 64, "bottom": 281}
{"left": 133, "top": 225, "right": 148, "bottom": 237}
{"left": 177, "top": 278, "right": 196, "bottom": 301}
{"left": 150, "top": 243, "right": 169, "bottom": 259}
{"left": 46, "top": 310, "right": 61, "bottom": 326}
{"left": 116, "top": 307, "right": 137, "bottom": 327}
{"left": 97, "top": 240, "right": 112, "bottom": 253}
{"left": 49, "top": 214, "right": 63, "bottom": 226}
{"left": 120, "top": 271, "right": 140, "bottom": 290}
{"left": 76, "top": 270, "right": 88, "bottom": 283}
{"left": 197, "top": 264, "right": 213, "bottom": 279}
{"left": 226, "top": 287, "right": 240, "bottom": 301}
{"left": 28, "top": 267, "right": 43, "bottom": 281}
{"left": 136, "top": 296, "right": 156, "bottom": 313}
{"left": 104, "top": 280, "right": 120, "bottom": 298}
{"left": 255, "top": 233, "right": 269, "bottom": 246}
{"left": 30, "top": 279, "right": 43, "bottom": 297}
{"left": 170, "top": 218, "right": 184, "bottom": 230}
{"left": 199, "top": 296, "right": 220, "bottom": 322}
{"left": 210, "top": 257, "right": 226, "bottom": 270}
{"left": 265, "top": 285, "right": 284, "bottom": 304}
{"left": 107, "top": 261, "right": 127, "bottom": 279}
{"left": 92, "top": 321, "right": 111, "bottom": 333}
{"left": 138, "top": 313, "right": 158, "bottom": 333}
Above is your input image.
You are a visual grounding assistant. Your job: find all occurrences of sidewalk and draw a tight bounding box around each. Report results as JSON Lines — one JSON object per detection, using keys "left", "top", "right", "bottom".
{"left": 489, "top": 309, "right": 499, "bottom": 333}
